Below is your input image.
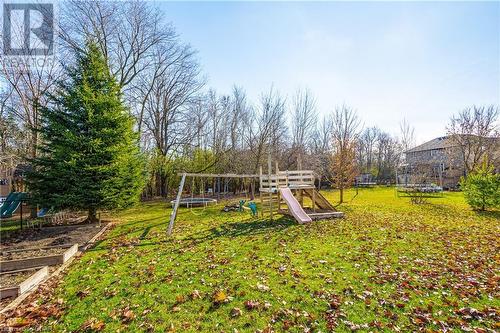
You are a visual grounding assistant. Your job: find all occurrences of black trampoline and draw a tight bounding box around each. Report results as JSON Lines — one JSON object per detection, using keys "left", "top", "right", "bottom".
{"left": 170, "top": 198, "right": 217, "bottom": 207}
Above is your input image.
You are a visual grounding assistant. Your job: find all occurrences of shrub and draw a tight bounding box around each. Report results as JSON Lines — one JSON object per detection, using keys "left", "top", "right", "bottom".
{"left": 460, "top": 161, "right": 500, "bottom": 211}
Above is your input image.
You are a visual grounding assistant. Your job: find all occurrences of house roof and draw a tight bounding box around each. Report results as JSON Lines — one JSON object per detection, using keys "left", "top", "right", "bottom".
{"left": 405, "top": 136, "right": 457, "bottom": 153}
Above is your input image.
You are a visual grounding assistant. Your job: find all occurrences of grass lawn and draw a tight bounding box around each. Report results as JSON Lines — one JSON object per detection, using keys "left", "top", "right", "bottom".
{"left": 0, "top": 219, "right": 26, "bottom": 234}
{"left": 17, "top": 187, "right": 500, "bottom": 332}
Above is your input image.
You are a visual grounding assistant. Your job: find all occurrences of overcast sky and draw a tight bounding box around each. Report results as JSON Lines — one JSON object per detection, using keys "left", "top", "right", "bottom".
{"left": 159, "top": 1, "right": 499, "bottom": 144}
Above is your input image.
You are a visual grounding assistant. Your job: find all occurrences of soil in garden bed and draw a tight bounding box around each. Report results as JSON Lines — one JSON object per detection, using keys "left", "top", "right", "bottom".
{"left": 0, "top": 223, "right": 109, "bottom": 253}
{"left": 0, "top": 247, "right": 68, "bottom": 261}
{"left": 0, "top": 267, "right": 57, "bottom": 309}
{"left": 0, "top": 296, "right": 14, "bottom": 308}
{"left": 0, "top": 269, "right": 38, "bottom": 288}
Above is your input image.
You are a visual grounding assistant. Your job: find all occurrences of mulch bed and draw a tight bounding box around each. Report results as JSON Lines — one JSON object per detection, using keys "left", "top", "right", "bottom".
{"left": 0, "top": 267, "right": 55, "bottom": 310}
{"left": 0, "top": 223, "right": 109, "bottom": 258}
{"left": 0, "top": 222, "right": 114, "bottom": 327}
{"left": 1, "top": 248, "right": 68, "bottom": 261}
{"left": 0, "top": 295, "right": 17, "bottom": 309}
{"left": 0, "top": 269, "right": 38, "bottom": 289}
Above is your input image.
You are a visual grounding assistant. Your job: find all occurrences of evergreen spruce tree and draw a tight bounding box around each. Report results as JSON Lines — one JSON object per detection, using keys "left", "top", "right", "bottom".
{"left": 28, "top": 41, "right": 145, "bottom": 222}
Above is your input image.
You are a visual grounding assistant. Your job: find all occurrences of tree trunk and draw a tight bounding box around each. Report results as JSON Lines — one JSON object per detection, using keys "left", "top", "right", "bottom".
{"left": 30, "top": 127, "right": 38, "bottom": 218}
{"left": 339, "top": 186, "right": 344, "bottom": 204}
{"left": 154, "top": 171, "right": 161, "bottom": 197}
{"left": 87, "top": 208, "right": 98, "bottom": 223}
{"left": 160, "top": 174, "right": 167, "bottom": 197}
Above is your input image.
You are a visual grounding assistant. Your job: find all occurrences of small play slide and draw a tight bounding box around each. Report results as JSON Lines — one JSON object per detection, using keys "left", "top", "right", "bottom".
{"left": 279, "top": 187, "right": 312, "bottom": 224}
{"left": 0, "top": 192, "right": 26, "bottom": 218}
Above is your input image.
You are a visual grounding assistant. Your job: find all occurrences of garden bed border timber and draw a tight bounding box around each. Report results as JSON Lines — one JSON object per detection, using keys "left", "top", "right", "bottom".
{"left": 0, "top": 222, "right": 113, "bottom": 314}
{"left": 0, "top": 244, "right": 78, "bottom": 272}
{"left": 1, "top": 243, "right": 74, "bottom": 255}
{"left": 0, "top": 266, "right": 49, "bottom": 299}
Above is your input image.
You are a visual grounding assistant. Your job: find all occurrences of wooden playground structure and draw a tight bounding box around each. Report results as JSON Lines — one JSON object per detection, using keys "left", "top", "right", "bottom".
{"left": 167, "top": 159, "right": 343, "bottom": 235}
{"left": 259, "top": 163, "right": 343, "bottom": 223}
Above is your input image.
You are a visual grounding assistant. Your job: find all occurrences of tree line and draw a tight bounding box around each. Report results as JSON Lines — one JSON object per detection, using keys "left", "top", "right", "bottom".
{"left": 0, "top": 1, "right": 498, "bottom": 208}
{"left": 0, "top": 2, "right": 415, "bottom": 193}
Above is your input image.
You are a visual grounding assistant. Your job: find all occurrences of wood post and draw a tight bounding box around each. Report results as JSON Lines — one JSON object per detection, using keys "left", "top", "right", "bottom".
{"left": 277, "top": 191, "right": 281, "bottom": 211}
{"left": 251, "top": 179, "right": 255, "bottom": 200}
{"left": 217, "top": 177, "right": 221, "bottom": 200}
{"left": 259, "top": 166, "right": 263, "bottom": 190}
{"left": 312, "top": 189, "right": 316, "bottom": 212}
{"left": 20, "top": 199, "right": 23, "bottom": 230}
{"left": 268, "top": 153, "right": 273, "bottom": 221}
{"left": 168, "top": 173, "right": 186, "bottom": 236}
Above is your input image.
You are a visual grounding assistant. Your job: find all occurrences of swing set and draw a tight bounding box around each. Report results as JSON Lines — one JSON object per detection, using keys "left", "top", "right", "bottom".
{"left": 168, "top": 172, "right": 259, "bottom": 235}
{"left": 167, "top": 155, "right": 343, "bottom": 236}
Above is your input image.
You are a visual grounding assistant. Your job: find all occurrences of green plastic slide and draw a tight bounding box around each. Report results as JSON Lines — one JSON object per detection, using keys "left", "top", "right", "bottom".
{"left": 0, "top": 192, "right": 26, "bottom": 218}
{"left": 0, "top": 192, "right": 16, "bottom": 216}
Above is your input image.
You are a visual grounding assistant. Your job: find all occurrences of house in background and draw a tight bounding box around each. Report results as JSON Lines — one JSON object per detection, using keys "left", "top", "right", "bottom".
{"left": 399, "top": 135, "right": 500, "bottom": 189}
{"left": 0, "top": 167, "right": 13, "bottom": 206}
{"left": 399, "top": 136, "right": 465, "bottom": 189}
{"left": 0, "top": 163, "right": 29, "bottom": 205}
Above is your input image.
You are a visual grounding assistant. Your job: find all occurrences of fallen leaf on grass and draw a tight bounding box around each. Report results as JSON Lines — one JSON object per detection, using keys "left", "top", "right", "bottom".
{"left": 212, "top": 290, "right": 227, "bottom": 305}
{"left": 190, "top": 289, "right": 201, "bottom": 299}
{"left": 6, "top": 317, "right": 31, "bottom": 328}
{"left": 76, "top": 288, "right": 91, "bottom": 299}
{"left": 81, "top": 318, "right": 106, "bottom": 331}
{"left": 244, "top": 300, "right": 260, "bottom": 310}
{"left": 257, "top": 283, "right": 270, "bottom": 292}
{"left": 231, "top": 307, "right": 242, "bottom": 317}
{"left": 121, "top": 309, "right": 135, "bottom": 323}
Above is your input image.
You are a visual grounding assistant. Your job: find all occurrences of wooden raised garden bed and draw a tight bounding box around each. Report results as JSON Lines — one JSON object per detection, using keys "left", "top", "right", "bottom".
{"left": 0, "top": 266, "right": 49, "bottom": 299}
{"left": 0, "top": 244, "right": 78, "bottom": 272}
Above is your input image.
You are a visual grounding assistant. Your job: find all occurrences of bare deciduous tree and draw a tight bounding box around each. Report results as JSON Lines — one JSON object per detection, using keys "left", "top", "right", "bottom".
{"left": 247, "top": 87, "right": 287, "bottom": 173}
{"left": 311, "top": 115, "right": 333, "bottom": 186}
{"left": 446, "top": 105, "right": 499, "bottom": 175}
{"left": 291, "top": 88, "right": 317, "bottom": 159}
{"left": 138, "top": 42, "right": 203, "bottom": 195}
{"left": 358, "top": 127, "right": 380, "bottom": 173}
{"left": 375, "top": 131, "right": 399, "bottom": 182}
{"left": 60, "top": 1, "right": 175, "bottom": 89}
{"left": 0, "top": 12, "right": 62, "bottom": 163}
{"left": 330, "top": 105, "right": 361, "bottom": 203}
{"left": 0, "top": 87, "right": 24, "bottom": 157}
{"left": 399, "top": 118, "right": 415, "bottom": 154}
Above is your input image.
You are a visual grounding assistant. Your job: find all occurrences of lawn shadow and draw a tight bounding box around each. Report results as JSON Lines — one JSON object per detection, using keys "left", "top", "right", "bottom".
{"left": 88, "top": 215, "right": 296, "bottom": 252}
{"left": 139, "top": 225, "right": 153, "bottom": 240}
{"left": 90, "top": 220, "right": 166, "bottom": 250}
{"left": 474, "top": 209, "right": 500, "bottom": 219}
{"left": 186, "top": 216, "right": 296, "bottom": 244}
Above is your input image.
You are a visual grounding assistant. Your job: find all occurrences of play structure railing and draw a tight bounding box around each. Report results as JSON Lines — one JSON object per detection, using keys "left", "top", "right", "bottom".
{"left": 280, "top": 170, "right": 315, "bottom": 187}
{"left": 259, "top": 170, "right": 315, "bottom": 192}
